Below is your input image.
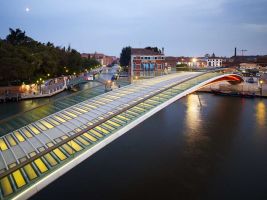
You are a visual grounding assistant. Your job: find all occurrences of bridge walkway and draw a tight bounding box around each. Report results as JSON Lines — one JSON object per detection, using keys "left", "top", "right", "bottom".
{"left": 0, "top": 72, "right": 231, "bottom": 199}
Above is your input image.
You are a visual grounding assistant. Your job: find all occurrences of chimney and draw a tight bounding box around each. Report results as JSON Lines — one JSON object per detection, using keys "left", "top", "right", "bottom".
{"left": 234, "top": 47, "right": 237, "bottom": 57}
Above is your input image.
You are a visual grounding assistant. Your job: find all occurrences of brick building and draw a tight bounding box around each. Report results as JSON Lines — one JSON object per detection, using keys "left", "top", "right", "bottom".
{"left": 130, "top": 48, "right": 165, "bottom": 77}
{"left": 81, "top": 53, "right": 116, "bottom": 66}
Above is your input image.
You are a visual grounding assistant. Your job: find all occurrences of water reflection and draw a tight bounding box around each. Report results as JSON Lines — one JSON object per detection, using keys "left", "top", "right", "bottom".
{"left": 256, "top": 101, "right": 266, "bottom": 127}
{"left": 185, "top": 94, "right": 202, "bottom": 131}
{"left": 184, "top": 94, "right": 203, "bottom": 144}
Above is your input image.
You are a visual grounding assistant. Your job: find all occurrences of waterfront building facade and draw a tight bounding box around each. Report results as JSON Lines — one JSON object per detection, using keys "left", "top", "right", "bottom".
{"left": 130, "top": 48, "right": 165, "bottom": 77}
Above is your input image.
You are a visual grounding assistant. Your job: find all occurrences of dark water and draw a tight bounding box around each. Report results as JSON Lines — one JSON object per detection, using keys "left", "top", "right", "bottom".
{"left": 31, "top": 93, "right": 267, "bottom": 200}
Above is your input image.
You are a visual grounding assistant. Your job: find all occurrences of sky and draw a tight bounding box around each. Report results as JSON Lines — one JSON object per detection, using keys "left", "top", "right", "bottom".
{"left": 0, "top": 0, "right": 267, "bottom": 57}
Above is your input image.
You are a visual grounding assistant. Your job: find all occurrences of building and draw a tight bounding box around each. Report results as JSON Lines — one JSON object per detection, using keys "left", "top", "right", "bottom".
{"left": 81, "top": 53, "right": 117, "bottom": 66}
{"left": 206, "top": 56, "right": 223, "bottom": 67}
{"left": 130, "top": 48, "right": 165, "bottom": 77}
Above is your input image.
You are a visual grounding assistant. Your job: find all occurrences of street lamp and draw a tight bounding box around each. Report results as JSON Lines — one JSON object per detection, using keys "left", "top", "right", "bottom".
{"left": 259, "top": 79, "right": 264, "bottom": 96}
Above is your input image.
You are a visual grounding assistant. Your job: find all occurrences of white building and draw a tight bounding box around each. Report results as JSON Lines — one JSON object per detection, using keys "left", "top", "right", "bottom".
{"left": 207, "top": 57, "right": 223, "bottom": 67}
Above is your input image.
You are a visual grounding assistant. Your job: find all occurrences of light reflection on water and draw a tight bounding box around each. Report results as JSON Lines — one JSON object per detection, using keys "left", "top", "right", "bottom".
{"left": 256, "top": 101, "right": 266, "bottom": 127}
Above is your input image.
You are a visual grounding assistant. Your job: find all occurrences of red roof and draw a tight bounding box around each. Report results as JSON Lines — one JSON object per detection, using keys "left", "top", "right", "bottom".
{"left": 131, "top": 48, "right": 163, "bottom": 56}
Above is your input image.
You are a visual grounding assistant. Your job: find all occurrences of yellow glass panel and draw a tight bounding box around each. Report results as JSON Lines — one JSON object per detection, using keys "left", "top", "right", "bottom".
{"left": 21, "top": 128, "right": 33, "bottom": 138}
{"left": 102, "top": 123, "right": 115, "bottom": 130}
{"left": 6, "top": 135, "right": 16, "bottom": 146}
{"left": 44, "top": 154, "right": 58, "bottom": 167}
{"left": 87, "top": 104, "right": 96, "bottom": 109}
{"left": 89, "top": 129, "right": 103, "bottom": 138}
{"left": 47, "top": 118, "right": 60, "bottom": 125}
{"left": 28, "top": 125, "right": 40, "bottom": 135}
{"left": 61, "top": 135, "right": 68, "bottom": 140}
{"left": 112, "top": 117, "right": 126, "bottom": 124}
{"left": 0, "top": 176, "right": 13, "bottom": 196}
{"left": 64, "top": 111, "right": 77, "bottom": 118}
{"left": 117, "top": 115, "right": 130, "bottom": 121}
{"left": 133, "top": 106, "right": 145, "bottom": 112}
{"left": 53, "top": 149, "right": 67, "bottom": 160}
{"left": 40, "top": 120, "right": 54, "bottom": 129}
{"left": 76, "top": 137, "right": 90, "bottom": 146}
{"left": 12, "top": 170, "right": 26, "bottom": 188}
{"left": 14, "top": 131, "right": 25, "bottom": 142}
{"left": 29, "top": 152, "right": 36, "bottom": 157}
{"left": 67, "top": 140, "right": 82, "bottom": 152}
{"left": 107, "top": 120, "right": 121, "bottom": 127}
{"left": 87, "top": 122, "right": 94, "bottom": 126}
{"left": 46, "top": 142, "right": 54, "bottom": 148}
{"left": 95, "top": 126, "right": 109, "bottom": 134}
{"left": 83, "top": 133, "right": 97, "bottom": 142}
{"left": 35, "top": 122, "right": 47, "bottom": 131}
{"left": 0, "top": 139, "right": 8, "bottom": 151}
{"left": 61, "top": 144, "right": 74, "bottom": 155}
{"left": 34, "top": 158, "right": 48, "bottom": 173}
{"left": 54, "top": 116, "right": 66, "bottom": 123}
{"left": 128, "top": 110, "right": 140, "bottom": 115}
{"left": 59, "top": 113, "right": 71, "bottom": 120}
{"left": 74, "top": 107, "right": 87, "bottom": 113}
{"left": 24, "top": 164, "right": 37, "bottom": 180}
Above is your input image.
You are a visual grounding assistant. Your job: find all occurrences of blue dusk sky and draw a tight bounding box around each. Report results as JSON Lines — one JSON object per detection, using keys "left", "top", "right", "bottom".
{"left": 0, "top": 0, "right": 267, "bottom": 57}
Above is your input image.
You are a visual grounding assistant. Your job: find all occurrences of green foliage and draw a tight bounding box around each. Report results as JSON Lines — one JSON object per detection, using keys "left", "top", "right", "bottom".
{"left": 0, "top": 28, "right": 99, "bottom": 85}
{"left": 176, "top": 63, "right": 189, "bottom": 71}
{"left": 145, "top": 46, "right": 162, "bottom": 54}
{"left": 119, "top": 46, "right": 131, "bottom": 67}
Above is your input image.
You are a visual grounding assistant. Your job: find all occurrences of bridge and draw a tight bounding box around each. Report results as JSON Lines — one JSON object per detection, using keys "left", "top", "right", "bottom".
{"left": 0, "top": 71, "right": 243, "bottom": 199}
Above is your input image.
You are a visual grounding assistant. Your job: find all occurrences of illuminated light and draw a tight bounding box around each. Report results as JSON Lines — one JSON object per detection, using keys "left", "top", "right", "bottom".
{"left": 25, "top": 7, "right": 30, "bottom": 12}
{"left": 256, "top": 101, "right": 266, "bottom": 127}
{"left": 192, "top": 58, "right": 197, "bottom": 63}
{"left": 47, "top": 73, "right": 50, "bottom": 77}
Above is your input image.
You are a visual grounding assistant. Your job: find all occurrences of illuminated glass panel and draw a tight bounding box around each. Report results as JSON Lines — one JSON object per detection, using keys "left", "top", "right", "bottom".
{"left": 83, "top": 133, "right": 97, "bottom": 142}
{"left": 95, "top": 126, "right": 109, "bottom": 134}
{"left": 76, "top": 137, "right": 90, "bottom": 146}
{"left": 89, "top": 129, "right": 103, "bottom": 138}
{"left": 54, "top": 115, "right": 66, "bottom": 123}
{"left": 106, "top": 120, "right": 121, "bottom": 127}
{"left": 34, "top": 158, "right": 48, "bottom": 173}
{"left": 47, "top": 118, "right": 60, "bottom": 126}
{"left": 13, "top": 131, "right": 25, "bottom": 142}
{"left": 21, "top": 128, "right": 33, "bottom": 138}
{"left": 6, "top": 135, "right": 17, "bottom": 146}
{"left": 35, "top": 122, "right": 47, "bottom": 131}
{"left": 53, "top": 148, "right": 67, "bottom": 160}
{"left": 40, "top": 120, "right": 54, "bottom": 129}
{"left": 12, "top": 170, "right": 26, "bottom": 188}
{"left": 0, "top": 176, "right": 13, "bottom": 196}
{"left": 67, "top": 140, "right": 82, "bottom": 152}
{"left": 64, "top": 111, "right": 77, "bottom": 118}
{"left": 27, "top": 125, "right": 40, "bottom": 135}
{"left": 44, "top": 153, "right": 58, "bottom": 167}
{"left": 61, "top": 144, "right": 74, "bottom": 155}
{"left": 23, "top": 164, "right": 37, "bottom": 180}
{"left": 0, "top": 138, "right": 8, "bottom": 150}
{"left": 101, "top": 123, "right": 115, "bottom": 131}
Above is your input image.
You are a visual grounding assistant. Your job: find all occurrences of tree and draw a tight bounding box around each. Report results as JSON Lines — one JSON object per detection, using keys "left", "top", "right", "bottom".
{"left": 119, "top": 46, "right": 131, "bottom": 67}
{"left": 145, "top": 46, "right": 162, "bottom": 54}
{"left": 6, "top": 28, "right": 33, "bottom": 45}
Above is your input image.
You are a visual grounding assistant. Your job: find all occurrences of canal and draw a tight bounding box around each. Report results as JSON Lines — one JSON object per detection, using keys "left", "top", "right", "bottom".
{"left": 29, "top": 93, "right": 267, "bottom": 200}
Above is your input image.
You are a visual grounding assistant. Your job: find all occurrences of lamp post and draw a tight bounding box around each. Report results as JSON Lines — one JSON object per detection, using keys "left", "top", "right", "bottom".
{"left": 259, "top": 79, "right": 263, "bottom": 96}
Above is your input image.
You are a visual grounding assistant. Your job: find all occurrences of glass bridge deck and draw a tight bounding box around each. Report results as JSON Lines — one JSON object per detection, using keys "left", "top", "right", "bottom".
{"left": 0, "top": 72, "right": 222, "bottom": 199}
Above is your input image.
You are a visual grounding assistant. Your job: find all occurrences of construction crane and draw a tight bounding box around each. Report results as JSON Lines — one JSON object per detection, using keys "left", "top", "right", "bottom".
{"left": 240, "top": 49, "right": 248, "bottom": 56}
